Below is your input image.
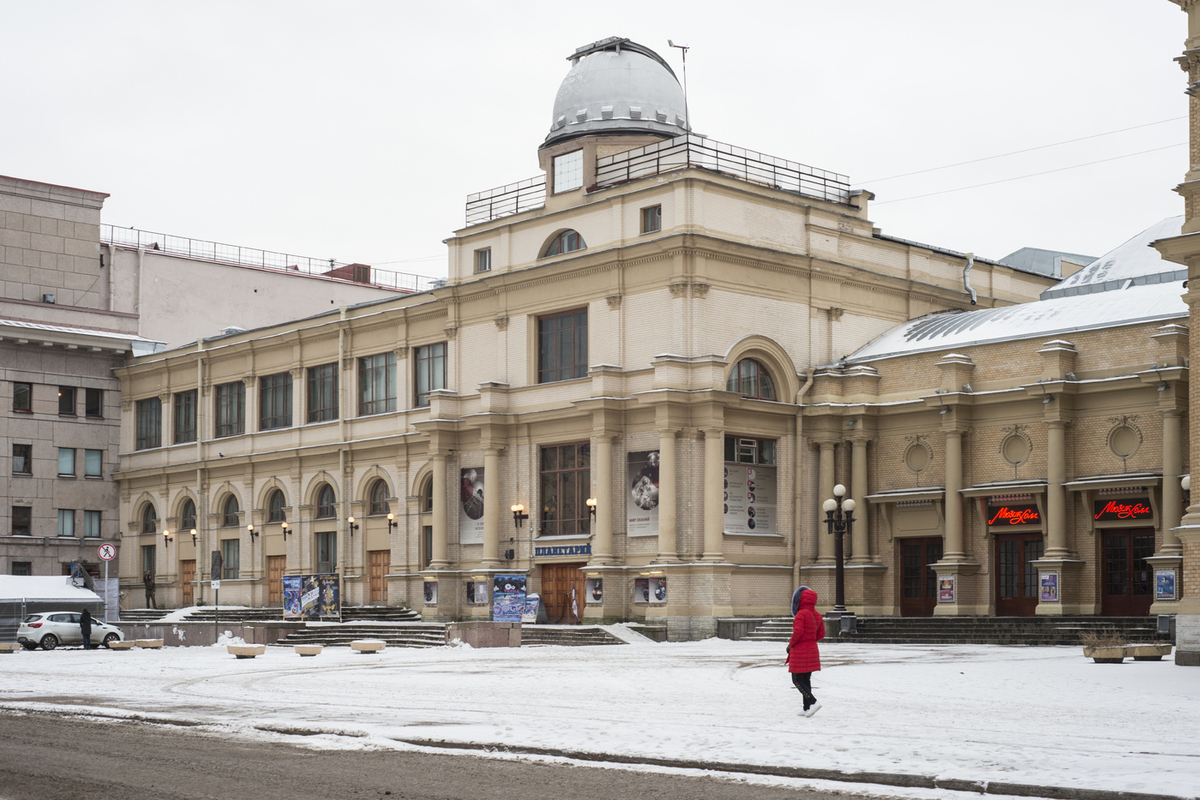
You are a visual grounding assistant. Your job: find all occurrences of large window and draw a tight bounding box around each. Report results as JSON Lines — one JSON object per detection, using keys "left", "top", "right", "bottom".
{"left": 58, "top": 448, "right": 76, "bottom": 477}
{"left": 221, "top": 496, "right": 240, "bottom": 528}
{"left": 316, "top": 484, "right": 336, "bottom": 519}
{"left": 58, "top": 386, "right": 76, "bottom": 416}
{"left": 724, "top": 436, "right": 777, "bottom": 466}
{"left": 136, "top": 398, "right": 162, "bottom": 450}
{"left": 222, "top": 539, "right": 240, "bottom": 579}
{"left": 13, "top": 382, "right": 32, "bottom": 412}
{"left": 259, "top": 372, "right": 293, "bottom": 430}
{"left": 420, "top": 476, "right": 434, "bottom": 513}
{"left": 12, "top": 444, "right": 31, "bottom": 475}
{"left": 57, "top": 509, "right": 75, "bottom": 537}
{"left": 84, "top": 449, "right": 102, "bottom": 478}
{"left": 180, "top": 499, "right": 197, "bottom": 531}
{"left": 175, "top": 390, "right": 197, "bottom": 444}
{"left": 307, "top": 363, "right": 338, "bottom": 423}
{"left": 316, "top": 531, "right": 337, "bottom": 574}
{"left": 141, "top": 504, "right": 157, "bottom": 533}
{"left": 369, "top": 480, "right": 389, "bottom": 516}
{"left": 538, "top": 308, "right": 588, "bottom": 383}
{"left": 359, "top": 353, "right": 396, "bottom": 416}
{"left": 215, "top": 382, "right": 245, "bottom": 438}
{"left": 553, "top": 150, "right": 583, "bottom": 193}
{"left": 85, "top": 388, "right": 103, "bottom": 418}
{"left": 12, "top": 506, "right": 32, "bottom": 536}
{"left": 267, "top": 489, "right": 287, "bottom": 523}
{"left": 543, "top": 230, "right": 585, "bottom": 257}
{"left": 414, "top": 343, "right": 446, "bottom": 408}
{"left": 142, "top": 544, "right": 156, "bottom": 576}
{"left": 83, "top": 510, "right": 101, "bottom": 538}
{"left": 727, "top": 358, "right": 776, "bottom": 400}
{"left": 539, "top": 442, "right": 591, "bottom": 537}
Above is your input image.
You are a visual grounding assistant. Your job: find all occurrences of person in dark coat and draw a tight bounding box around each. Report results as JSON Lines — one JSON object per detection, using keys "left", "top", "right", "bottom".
{"left": 79, "top": 608, "right": 93, "bottom": 649}
{"left": 786, "top": 587, "right": 826, "bottom": 716}
{"left": 144, "top": 570, "right": 157, "bottom": 609}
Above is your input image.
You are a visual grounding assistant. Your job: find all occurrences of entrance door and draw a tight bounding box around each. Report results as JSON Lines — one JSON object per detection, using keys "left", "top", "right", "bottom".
{"left": 368, "top": 550, "right": 390, "bottom": 604}
{"left": 1101, "top": 529, "right": 1154, "bottom": 616}
{"left": 267, "top": 556, "right": 286, "bottom": 607}
{"left": 900, "top": 538, "right": 942, "bottom": 617}
{"left": 996, "top": 533, "right": 1043, "bottom": 616}
{"left": 541, "top": 563, "right": 586, "bottom": 624}
{"left": 181, "top": 560, "right": 196, "bottom": 606}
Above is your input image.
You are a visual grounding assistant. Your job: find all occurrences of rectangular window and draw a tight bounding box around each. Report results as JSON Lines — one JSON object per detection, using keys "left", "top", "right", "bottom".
{"left": 174, "top": 390, "right": 197, "bottom": 444}
{"left": 58, "top": 386, "right": 76, "bottom": 416}
{"left": 316, "top": 531, "right": 337, "bottom": 574}
{"left": 58, "top": 448, "right": 76, "bottom": 476}
{"left": 538, "top": 308, "right": 588, "bottom": 383}
{"left": 539, "top": 442, "right": 591, "bottom": 537}
{"left": 222, "top": 539, "right": 240, "bottom": 579}
{"left": 414, "top": 343, "right": 447, "bottom": 408}
{"left": 11, "top": 561, "right": 32, "bottom": 576}
{"left": 259, "top": 372, "right": 293, "bottom": 430}
{"left": 12, "top": 506, "right": 32, "bottom": 536}
{"left": 358, "top": 353, "right": 396, "bottom": 416}
{"left": 57, "top": 509, "right": 75, "bottom": 537}
{"left": 641, "top": 204, "right": 662, "bottom": 234}
{"left": 215, "top": 382, "right": 246, "bottom": 438}
{"left": 475, "top": 248, "right": 492, "bottom": 273}
{"left": 724, "top": 436, "right": 777, "bottom": 466}
{"left": 306, "top": 363, "right": 338, "bottom": 423}
{"left": 84, "top": 449, "right": 102, "bottom": 478}
{"left": 12, "top": 444, "right": 32, "bottom": 475}
{"left": 553, "top": 150, "right": 583, "bottom": 193}
{"left": 85, "top": 388, "right": 103, "bottom": 418}
{"left": 84, "top": 510, "right": 101, "bottom": 538}
{"left": 142, "top": 544, "right": 156, "bottom": 576}
{"left": 136, "top": 398, "right": 162, "bottom": 450}
{"left": 13, "top": 382, "right": 32, "bottom": 412}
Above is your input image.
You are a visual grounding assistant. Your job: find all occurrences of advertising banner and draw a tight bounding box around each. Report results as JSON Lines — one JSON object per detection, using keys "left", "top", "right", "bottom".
{"left": 492, "top": 573, "right": 526, "bottom": 622}
{"left": 283, "top": 575, "right": 341, "bottom": 620}
{"left": 1156, "top": 570, "right": 1177, "bottom": 601}
{"left": 626, "top": 450, "right": 660, "bottom": 537}
{"left": 586, "top": 577, "right": 604, "bottom": 604}
{"left": 723, "top": 464, "right": 776, "bottom": 535}
{"left": 459, "top": 467, "right": 485, "bottom": 544}
{"left": 1040, "top": 572, "right": 1059, "bottom": 602}
{"left": 938, "top": 575, "right": 955, "bottom": 603}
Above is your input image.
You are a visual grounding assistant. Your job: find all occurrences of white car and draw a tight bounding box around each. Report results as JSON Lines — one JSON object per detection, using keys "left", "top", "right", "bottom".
{"left": 17, "top": 611, "right": 124, "bottom": 650}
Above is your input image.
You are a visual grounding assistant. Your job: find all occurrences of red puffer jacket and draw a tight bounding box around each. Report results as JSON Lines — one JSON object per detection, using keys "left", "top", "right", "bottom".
{"left": 786, "top": 588, "right": 825, "bottom": 673}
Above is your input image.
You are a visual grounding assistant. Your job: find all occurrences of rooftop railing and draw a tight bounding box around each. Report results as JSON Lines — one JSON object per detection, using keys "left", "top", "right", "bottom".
{"left": 464, "top": 175, "right": 547, "bottom": 227}
{"left": 100, "top": 225, "right": 440, "bottom": 294}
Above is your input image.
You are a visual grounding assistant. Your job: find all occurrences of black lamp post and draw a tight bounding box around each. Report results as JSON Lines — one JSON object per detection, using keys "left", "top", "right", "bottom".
{"left": 822, "top": 483, "right": 855, "bottom": 619}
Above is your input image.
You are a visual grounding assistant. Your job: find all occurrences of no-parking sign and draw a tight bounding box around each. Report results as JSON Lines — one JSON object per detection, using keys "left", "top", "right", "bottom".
{"left": 98, "top": 544, "right": 116, "bottom": 561}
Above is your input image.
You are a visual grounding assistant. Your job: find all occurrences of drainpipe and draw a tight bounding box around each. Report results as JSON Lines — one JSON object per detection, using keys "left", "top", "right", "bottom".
{"left": 793, "top": 368, "right": 815, "bottom": 595}
{"left": 963, "top": 252, "right": 977, "bottom": 306}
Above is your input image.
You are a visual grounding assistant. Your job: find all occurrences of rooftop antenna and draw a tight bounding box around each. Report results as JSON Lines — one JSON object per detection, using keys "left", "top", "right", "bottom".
{"left": 668, "top": 39, "right": 691, "bottom": 133}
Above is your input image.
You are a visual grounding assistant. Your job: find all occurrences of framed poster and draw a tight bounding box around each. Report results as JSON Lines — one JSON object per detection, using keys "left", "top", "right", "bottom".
{"left": 492, "top": 573, "right": 526, "bottom": 622}
{"left": 938, "top": 575, "right": 955, "bottom": 603}
{"left": 1040, "top": 572, "right": 1059, "bottom": 602}
{"left": 423, "top": 580, "right": 438, "bottom": 605}
{"left": 634, "top": 577, "right": 650, "bottom": 603}
{"left": 459, "top": 467, "right": 485, "bottom": 544}
{"left": 1156, "top": 570, "right": 1177, "bottom": 601}
{"left": 586, "top": 577, "right": 604, "bottom": 603}
{"left": 723, "top": 464, "right": 777, "bottom": 535}
{"left": 283, "top": 575, "right": 341, "bottom": 620}
{"left": 466, "top": 579, "right": 489, "bottom": 605}
{"left": 649, "top": 576, "right": 667, "bottom": 603}
{"left": 626, "top": 450, "right": 660, "bottom": 537}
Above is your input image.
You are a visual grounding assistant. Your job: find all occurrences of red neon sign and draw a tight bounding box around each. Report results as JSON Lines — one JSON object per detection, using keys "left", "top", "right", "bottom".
{"left": 1092, "top": 500, "right": 1152, "bottom": 522}
{"left": 987, "top": 504, "right": 1040, "bottom": 526}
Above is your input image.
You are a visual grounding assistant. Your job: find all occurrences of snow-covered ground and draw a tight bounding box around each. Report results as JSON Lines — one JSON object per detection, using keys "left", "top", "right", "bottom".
{"left": 1, "top": 636, "right": 1196, "bottom": 799}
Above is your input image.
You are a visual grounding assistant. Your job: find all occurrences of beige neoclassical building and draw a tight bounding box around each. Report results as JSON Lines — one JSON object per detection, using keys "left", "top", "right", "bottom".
{"left": 114, "top": 38, "right": 1068, "bottom": 638}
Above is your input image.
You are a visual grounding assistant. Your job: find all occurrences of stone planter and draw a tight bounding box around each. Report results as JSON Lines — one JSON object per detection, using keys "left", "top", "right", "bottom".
{"left": 1128, "top": 643, "right": 1173, "bottom": 661}
{"left": 294, "top": 644, "right": 323, "bottom": 657}
{"left": 350, "top": 640, "right": 385, "bottom": 653}
{"left": 0, "top": 643, "right": 20, "bottom": 654}
{"left": 134, "top": 639, "right": 164, "bottom": 649}
{"left": 228, "top": 644, "right": 267, "bottom": 659}
{"left": 1083, "top": 646, "right": 1126, "bottom": 663}
{"left": 108, "top": 641, "right": 137, "bottom": 650}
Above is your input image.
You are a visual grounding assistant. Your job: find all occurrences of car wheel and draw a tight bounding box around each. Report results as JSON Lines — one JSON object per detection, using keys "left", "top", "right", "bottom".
{"left": 40, "top": 634, "right": 59, "bottom": 651}
{"left": 103, "top": 633, "right": 120, "bottom": 648}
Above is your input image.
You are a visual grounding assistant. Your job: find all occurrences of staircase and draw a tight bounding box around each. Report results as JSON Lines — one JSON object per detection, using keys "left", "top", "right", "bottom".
{"left": 342, "top": 606, "right": 422, "bottom": 623}
{"left": 118, "top": 609, "right": 169, "bottom": 622}
{"left": 275, "top": 622, "right": 448, "bottom": 649}
{"left": 185, "top": 607, "right": 286, "bottom": 623}
{"left": 741, "top": 616, "right": 1172, "bottom": 646}
{"left": 520, "top": 625, "right": 626, "bottom": 647}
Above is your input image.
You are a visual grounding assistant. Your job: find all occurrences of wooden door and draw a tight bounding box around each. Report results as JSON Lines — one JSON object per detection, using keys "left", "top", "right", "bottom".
{"left": 267, "top": 556, "right": 286, "bottom": 607}
{"left": 541, "top": 563, "right": 585, "bottom": 624}
{"left": 181, "top": 559, "right": 195, "bottom": 606}
{"left": 899, "top": 538, "right": 942, "bottom": 617}
{"left": 1101, "top": 529, "right": 1154, "bottom": 616}
{"left": 996, "top": 533, "right": 1043, "bottom": 616}
{"left": 368, "top": 550, "right": 390, "bottom": 604}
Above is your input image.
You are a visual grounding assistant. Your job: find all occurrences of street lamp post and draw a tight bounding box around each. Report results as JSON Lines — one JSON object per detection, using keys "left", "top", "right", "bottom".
{"left": 822, "top": 483, "right": 855, "bottom": 619}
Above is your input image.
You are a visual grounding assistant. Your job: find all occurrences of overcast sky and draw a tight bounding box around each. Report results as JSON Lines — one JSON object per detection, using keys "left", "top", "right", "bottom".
{"left": 3, "top": 1, "right": 1187, "bottom": 278}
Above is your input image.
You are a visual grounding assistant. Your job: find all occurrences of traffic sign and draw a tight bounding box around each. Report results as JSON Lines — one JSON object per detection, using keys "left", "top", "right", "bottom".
{"left": 98, "top": 544, "right": 116, "bottom": 561}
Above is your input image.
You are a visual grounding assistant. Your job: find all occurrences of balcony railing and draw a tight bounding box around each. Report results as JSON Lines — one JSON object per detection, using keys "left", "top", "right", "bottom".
{"left": 100, "top": 225, "right": 440, "bottom": 294}
{"left": 465, "top": 175, "right": 547, "bottom": 226}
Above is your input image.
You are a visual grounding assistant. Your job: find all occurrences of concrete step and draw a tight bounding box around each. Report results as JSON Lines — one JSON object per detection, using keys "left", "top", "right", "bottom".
{"left": 520, "top": 626, "right": 626, "bottom": 647}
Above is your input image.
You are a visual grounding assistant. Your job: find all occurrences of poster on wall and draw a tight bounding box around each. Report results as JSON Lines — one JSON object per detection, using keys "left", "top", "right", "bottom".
{"left": 283, "top": 575, "right": 341, "bottom": 620}
{"left": 626, "top": 450, "right": 660, "bottom": 537}
{"left": 634, "top": 577, "right": 650, "bottom": 603}
{"left": 1040, "top": 573, "right": 1059, "bottom": 602}
{"left": 723, "top": 464, "right": 777, "bottom": 535}
{"left": 493, "top": 573, "right": 527, "bottom": 622}
{"left": 459, "top": 467, "right": 485, "bottom": 544}
{"left": 938, "top": 576, "right": 955, "bottom": 603}
{"left": 423, "top": 580, "right": 438, "bottom": 605}
{"left": 466, "top": 579, "right": 489, "bottom": 605}
{"left": 586, "top": 577, "right": 604, "bottom": 604}
{"left": 1156, "top": 570, "right": 1177, "bottom": 601}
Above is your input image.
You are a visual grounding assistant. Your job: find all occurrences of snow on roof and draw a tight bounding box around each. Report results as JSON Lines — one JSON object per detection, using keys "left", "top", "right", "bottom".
{"left": 0, "top": 575, "right": 102, "bottom": 602}
{"left": 1041, "top": 217, "right": 1184, "bottom": 300}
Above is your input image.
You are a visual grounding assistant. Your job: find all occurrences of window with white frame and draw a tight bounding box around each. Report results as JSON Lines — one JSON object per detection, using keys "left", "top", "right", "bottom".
{"left": 475, "top": 248, "right": 491, "bottom": 273}
{"left": 553, "top": 150, "right": 583, "bottom": 193}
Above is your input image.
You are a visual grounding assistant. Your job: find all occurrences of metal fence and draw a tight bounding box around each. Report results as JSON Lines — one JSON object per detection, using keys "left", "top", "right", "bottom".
{"left": 101, "top": 225, "right": 439, "bottom": 294}
{"left": 465, "top": 175, "right": 547, "bottom": 226}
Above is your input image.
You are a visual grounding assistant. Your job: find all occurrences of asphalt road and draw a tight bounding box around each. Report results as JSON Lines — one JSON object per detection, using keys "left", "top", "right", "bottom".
{"left": 0, "top": 710, "right": 870, "bottom": 800}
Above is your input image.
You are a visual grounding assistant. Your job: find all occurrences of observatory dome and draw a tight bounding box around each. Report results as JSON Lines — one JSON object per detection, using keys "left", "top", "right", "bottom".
{"left": 544, "top": 37, "right": 689, "bottom": 148}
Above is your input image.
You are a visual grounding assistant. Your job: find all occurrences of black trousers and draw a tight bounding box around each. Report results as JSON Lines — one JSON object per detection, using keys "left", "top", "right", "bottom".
{"left": 791, "top": 671, "right": 813, "bottom": 698}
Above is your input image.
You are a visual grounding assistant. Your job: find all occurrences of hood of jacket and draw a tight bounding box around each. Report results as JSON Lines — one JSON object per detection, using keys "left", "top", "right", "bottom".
{"left": 797, "top": 588, "right": 818, "bottom": 611}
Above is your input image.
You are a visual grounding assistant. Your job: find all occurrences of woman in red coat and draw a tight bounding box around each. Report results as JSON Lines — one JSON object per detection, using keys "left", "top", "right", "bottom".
{"left": 786, "top": 586, "right": 825, "bottom": 716}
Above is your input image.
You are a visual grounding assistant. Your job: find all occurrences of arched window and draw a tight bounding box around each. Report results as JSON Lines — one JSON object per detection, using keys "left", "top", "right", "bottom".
{"left": 180, "top": 499, "right": 196, "bottom": 530}
{"left": 726, "top": 358, "right": 776, "bottom": 400}
{"left": 268, "top": 489, "right": 286, "bottom": 523}
{"left": 316, "top": 484, "right": 336, "bottom": 519}
{"left": 419, "top": 476, "right": 434, "bottom": 514}
{"left": 543, "top": 230, "right": 585, "bottom": 257}
{"left": 141, "top": 504, "right": 157, "bottom": 533}
{"left": 222, "top": 496, "right": 240, "bottom": 527}
{"left": 369, "top": 479, "right": 390, "bottom": 516}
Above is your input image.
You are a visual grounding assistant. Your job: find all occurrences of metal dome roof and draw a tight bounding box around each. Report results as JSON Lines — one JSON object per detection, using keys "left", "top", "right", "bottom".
{"left": 543, "top": 37, "right": 689, "bottom": 148}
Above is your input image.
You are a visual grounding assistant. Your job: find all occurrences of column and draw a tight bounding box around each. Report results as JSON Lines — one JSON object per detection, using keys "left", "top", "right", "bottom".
{"left": 656, "top": 429, "right": 679, "bottom": 562}
{"left": 816, "top": 441, "right": 836, "bottom": 564}
{"left": 482, "top": 448, "right": 501, "bottom": 566}
{"left": 1045, "top": 421, "right": 1069, "bottom": 559}
{"left": 429, "top": 454, "right": 449, "bottom": 568}
{"left": 592, "top": 435, "right": 614, "bottom": 563}
{"left": 702, "top": 429, "right": 725, "bottom": 561}
{"left": 943, "top": 430, "right": 965, "bottom": 561}
{"left": 849, "top": 437, "right": 870, "bottom": 564}
{"left": 1162, "top": 410, "right": 1184, "bottom": 555}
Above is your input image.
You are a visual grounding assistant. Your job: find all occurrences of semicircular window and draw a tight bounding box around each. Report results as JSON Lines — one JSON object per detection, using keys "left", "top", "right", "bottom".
{"left": 543, "top": 230, "right": 586, "bottom": 257}
{"left": 726, "top": 358, "right": 776, "bottom": 400}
